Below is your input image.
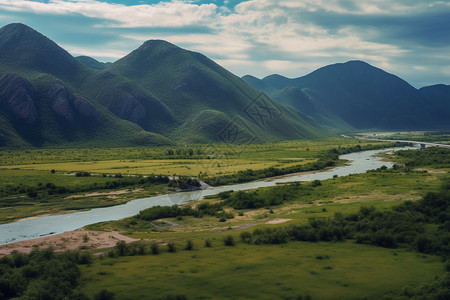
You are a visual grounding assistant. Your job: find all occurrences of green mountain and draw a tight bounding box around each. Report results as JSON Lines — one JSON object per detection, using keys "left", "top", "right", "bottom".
{"left": 0, "top": 23, "right": 329, "bottom": 148}
{"left": 108, "top": 39, "right": 329, "bottom": 142}
{"left": 0, "top": 23, "right": 172, "bottom": 147}
{"left": 76, "top": 56, "right": 111, "bottom": 71}
{"left": 419, "top": 84, "right": 450, "bottom": 129}
{"left": 244, "top": 61, "right": 450, "bottom": 131}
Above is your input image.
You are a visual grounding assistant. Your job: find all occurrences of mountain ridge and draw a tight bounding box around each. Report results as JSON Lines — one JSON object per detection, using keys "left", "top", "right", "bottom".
{"left": 243, "top": 60, "right": 450, "bottom": 131}
{"left": 0, "top": 23, "right": 329, "bottom": 148}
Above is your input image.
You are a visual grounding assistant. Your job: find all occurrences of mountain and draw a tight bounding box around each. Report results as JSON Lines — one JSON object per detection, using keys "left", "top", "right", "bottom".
{"left": 0, "top": 23, "right": 87, "bottom": 84}
{"left": 419, "top": 84, "right": 450, "bottom": 128}
{"left": 0, "top": 23, "right": 329, "bottom": 147}
{"left": 0, "top": 23, "right": 173, "bottom": 147}
{"left": 244, "top": 61, "right": 450, "bottom": 131}
{"left": 76, "top": 56, "right": 111, "bottom": 70}
{"left": 108, "top": 39, "right": 328, "bottom": 143}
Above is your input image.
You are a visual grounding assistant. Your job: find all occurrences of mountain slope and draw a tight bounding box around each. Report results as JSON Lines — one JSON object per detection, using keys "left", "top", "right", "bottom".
{"left": 109, "top": 40, "right": 329, "bottom": 142}
{"left": 76, "top": 56, "right": 111, "bottom": 71}
{"left": 0, "top": 23, "right": 88, "bottom": 85}
{"left": 0, "top": 23, "right": 330, "bottom": 147}
{"left": 419, "top": 84, "right": 450, "bottom": 128}
{"left": 244, "top": 61, "right": 449, "bottom": 131}
{"left": 0, "top": 24, "right": 173, "bottom": 147}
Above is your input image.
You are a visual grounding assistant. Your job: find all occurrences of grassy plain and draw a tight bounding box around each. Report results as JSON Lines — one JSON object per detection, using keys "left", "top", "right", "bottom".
{"left": 87, "top": 167, "right": 447, "bottom": 240}
{"left": 0, "top": 138, "right": 391, "bottom": 223}
{"left": 81, "top": 240, "right": 444, "bottom": 300}
{"left": 1, "top": 140, "right": 449, "bottom": 299}
{"left": 0, "top": 137, "right": 382, "bottom": 175}
{"left": 79, "top": 146, "right": 449, "bottom": 299}
{"left": 356, "top": 131, "right": 450, "bottom": 144}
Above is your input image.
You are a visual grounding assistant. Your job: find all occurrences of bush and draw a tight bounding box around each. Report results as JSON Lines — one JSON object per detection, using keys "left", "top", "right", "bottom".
{"left": 204, "top": 239, "right": 212, "bottom": 247}
{"left": 167, "top": 242, "right": 176, "bottom": 253}
{"left": 150, "top": 243, "right": 159, "bottom": 255}
{"left": 94, "top": 289, "right": 115, "bottom": 300}
{"left": 311, "top": 180, "right": 322, "bottom": 187}
{"left": 184, "top": 240, "right": 194, "bottom": 251}
{"left": 115, "top": 241, "right": 127, "bottom": 256}
{"left": 224, "top": 235, "right": 235, "bottom": 246}
{"left": 240, "top": 232, "right": 252, "bottom": 243}
{"left": 75, "top": 171, "right": 91, "bottom": 177}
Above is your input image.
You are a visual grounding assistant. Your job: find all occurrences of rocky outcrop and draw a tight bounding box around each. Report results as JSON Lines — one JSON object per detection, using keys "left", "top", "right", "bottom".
{"left": 0, "top": 73, "right": 39, "bottom": 124}
{"left": 108, "top": 91, "right": 147, "bottom": 125}
{"left": 47, "top": 82, "right": 101, "bottom": 125}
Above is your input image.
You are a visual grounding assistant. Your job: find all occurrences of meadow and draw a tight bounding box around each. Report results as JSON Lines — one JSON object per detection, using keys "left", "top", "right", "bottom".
{"left": 81, "top": 240, "right": 445, "bottom": 300}
{"left": 0, "top": 138, "right": 395, "bottom": 223}
{"left": 79, "top": 158, "right": 449, "bottom": 300}
{"left": 1, "top": 143, "right": 449, "bottom": 299}
{"left": 78, "top": 147, "right": 450, "bottom": 299}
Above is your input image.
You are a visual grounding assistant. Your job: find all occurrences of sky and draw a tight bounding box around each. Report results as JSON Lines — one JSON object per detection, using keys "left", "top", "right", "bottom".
{"left": 0, "top": 0, "right": 449, "bottom": 88}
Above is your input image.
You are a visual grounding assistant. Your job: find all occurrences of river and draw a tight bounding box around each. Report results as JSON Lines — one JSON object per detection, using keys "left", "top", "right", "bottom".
{"left": 0, "top": 146, "right": 416, "bottom": 245}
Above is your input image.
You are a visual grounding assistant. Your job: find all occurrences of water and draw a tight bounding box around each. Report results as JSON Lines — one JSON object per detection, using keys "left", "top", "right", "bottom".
{"left": 0, "top": 147, "right": 414, "bottom": 245}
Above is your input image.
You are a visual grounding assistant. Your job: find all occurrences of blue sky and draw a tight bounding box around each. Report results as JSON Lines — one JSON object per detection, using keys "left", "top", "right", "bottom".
{"left": 0, "top": 0, "right": 449, "bottom": 88}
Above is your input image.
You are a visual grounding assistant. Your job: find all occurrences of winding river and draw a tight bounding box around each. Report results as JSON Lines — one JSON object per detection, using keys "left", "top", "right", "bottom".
{"left": 0, "top": 146, "right": 416, "bottom": 245}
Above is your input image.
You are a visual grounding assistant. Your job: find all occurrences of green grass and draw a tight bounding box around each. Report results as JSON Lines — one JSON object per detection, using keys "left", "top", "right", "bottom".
{"left": 0, "top": 138, "right": 393, "bottom": 223}
{"left": 79, "top": 164, "right": 449, "bottom": 299}
{"left": 86, "top": 168, "right": 445, "bottom": 238}
{"left": 80, "top": 240, "right": 445, "bottom": 300}
{"left": 356, "top": 132, "right": 450, "bottom": 145}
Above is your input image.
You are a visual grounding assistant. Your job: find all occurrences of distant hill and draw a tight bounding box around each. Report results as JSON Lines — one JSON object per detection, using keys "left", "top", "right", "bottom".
{"left": 0, "top": 23, "right": 329, "bottom": 148}
{"left": 243, "top": 61, "right": 450, "bottom": 131}
{"left": 419, "top": 84, "right": 450, "bottom": 129}
{"left": 76, "top": 56, "right": 111, "bottom": 70}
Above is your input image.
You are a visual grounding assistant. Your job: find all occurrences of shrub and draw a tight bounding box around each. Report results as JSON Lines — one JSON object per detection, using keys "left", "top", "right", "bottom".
{"left": 240, "top": 232, "right": 252, "bottom": 243}
{"left": 224, "top": 235, "right": 235, "bottom": 246}
{"left": 167, "top": 242, "right": 176, "bottom": 253}
{"left": 150, "top": 243, "right": 159, "bottom": 255}
{"left": 115, "top": 240, "right": 127, "bottom": 256}
{"left": 311, "top": 180, "right": 322, "bottom": 187}
{"left": 184, "top": 240, "right": 193, "bottom": 251}
{"left": 137, "top": 243, "right": 146, "bottom": 255}
{"left": 94, "top": 289, "right": 115, "bottom": 300}
{"left": 204, "top": 239, "right": 212, "bottom": 247}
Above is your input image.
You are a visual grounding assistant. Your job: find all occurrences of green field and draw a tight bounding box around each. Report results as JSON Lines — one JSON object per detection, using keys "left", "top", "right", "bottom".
{"left": 81, "top": 241, "right": 445, "bottom": 300}
{"left": 0, "top": 143, "right": 449, "bottom": 299}
{"left": 0, "top": 138, "right": 395, "bottom": 223}
{"left": 78, "top": 147, "right": 449, "bottom": 299}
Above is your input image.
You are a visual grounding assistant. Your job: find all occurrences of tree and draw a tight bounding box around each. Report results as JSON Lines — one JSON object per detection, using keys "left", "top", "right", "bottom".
{"left": 184, "top": 240, "right": 193, "bottom": 251}
{"left": 167, "top": 242, "right": 176, "bottom": 253}
{"left": 224, "top": 235, "right": 235, "bottom": 246}
{"left": 115, "top": 241, "right": 127, "bottom": 256}
{"left": 151, "top": 243, "right": 159, "bottom": 255}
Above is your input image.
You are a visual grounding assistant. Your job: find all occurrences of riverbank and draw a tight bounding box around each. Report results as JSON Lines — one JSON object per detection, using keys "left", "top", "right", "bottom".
{"left": 0, "top": 228, "right": 138, "bottom": 256}
{"left": 0, "top": 147, "right": 410, "bottom": 245}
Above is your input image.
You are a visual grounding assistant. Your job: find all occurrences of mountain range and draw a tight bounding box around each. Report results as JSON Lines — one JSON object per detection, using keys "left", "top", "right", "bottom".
{"left": 0, "top": 23, "right": 326, "bottom": 148}
{"left": 0, "top": 23, "right": 448, "bottom": 148}
{"left": 243, "top": 61, "right": 450, "bottom": 132}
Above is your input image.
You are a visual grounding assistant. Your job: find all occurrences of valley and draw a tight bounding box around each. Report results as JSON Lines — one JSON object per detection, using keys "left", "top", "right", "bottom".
{"left": 0, "top": 20, "right": 449, "bottom": 300}
{"left": 0, "top": 138, "right": 392, "bottom": 225}
{"left": 0, "top": 143, "right": 448, "bottom": 299}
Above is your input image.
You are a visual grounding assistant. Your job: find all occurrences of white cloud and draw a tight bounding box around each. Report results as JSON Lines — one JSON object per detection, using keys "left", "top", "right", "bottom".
{"left": 0, "top": 0, "right": 448, "bottom": 86}
{"left": 0, "top": 0, "right": 218, "bottom": 27}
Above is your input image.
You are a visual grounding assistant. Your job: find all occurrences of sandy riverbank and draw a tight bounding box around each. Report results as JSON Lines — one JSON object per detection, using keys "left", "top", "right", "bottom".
{"left": 0, "top": 228, "right": 138, "bottom": 256}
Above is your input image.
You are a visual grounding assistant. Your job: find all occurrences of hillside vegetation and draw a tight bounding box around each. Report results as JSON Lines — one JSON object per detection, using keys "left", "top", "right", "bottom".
{"left": 0, "top": 23, "right": 329, "bottom": 148}
{"left": 243, "top": 61, "right": 450, "bottom": 132}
